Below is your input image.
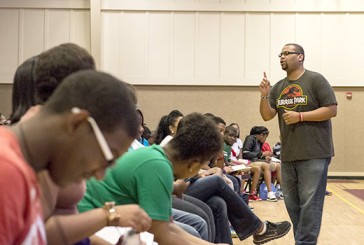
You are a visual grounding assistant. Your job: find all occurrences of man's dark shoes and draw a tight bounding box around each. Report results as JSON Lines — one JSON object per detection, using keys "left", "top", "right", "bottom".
{"left": 253, "top": 221, "right": 291, "bottom": 244}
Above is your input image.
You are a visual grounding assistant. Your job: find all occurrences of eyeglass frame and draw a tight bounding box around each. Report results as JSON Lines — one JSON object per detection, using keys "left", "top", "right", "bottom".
{"left": 87, "top": 116, "right": 115, "bottom": 165}
{"left": 278, "top": 51, "right": 302, "bottom": 58}
{"left": 72, "top": 107, "right": 114, "bottom": 165}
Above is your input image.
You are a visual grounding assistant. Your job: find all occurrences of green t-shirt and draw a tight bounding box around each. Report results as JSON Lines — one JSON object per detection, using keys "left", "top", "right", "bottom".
{"left": 78, "top": 145, "right": 174, "bottom": 222}
{"left": 223, "top": 142, "right": 232, "bottom": 163}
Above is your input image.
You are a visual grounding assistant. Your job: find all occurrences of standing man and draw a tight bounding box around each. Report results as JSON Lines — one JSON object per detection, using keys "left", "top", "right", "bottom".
{"left": 259, "top": 43, "right": 337, "bottom": 244}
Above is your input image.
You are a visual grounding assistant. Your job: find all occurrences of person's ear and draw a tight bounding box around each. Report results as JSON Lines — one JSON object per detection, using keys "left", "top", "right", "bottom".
{"left": 66, "top": 107, "right": 89, "bottom": 133}
{"left": 169, "top": 125, "right": 175, "bottom": 135}
{"left": 298, "top": 54, "right": 304, "bottom": 63}
{"left": 188, "top": 161, "right": 200, "bottom": 173}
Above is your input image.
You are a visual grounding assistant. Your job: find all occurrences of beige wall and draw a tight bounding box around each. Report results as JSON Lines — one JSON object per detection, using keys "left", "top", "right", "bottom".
{"left": 134, "top": 85, "right": 364, "bottom": 176}
{"left": 1, "top": 84, "right": 363, "bottom": 176}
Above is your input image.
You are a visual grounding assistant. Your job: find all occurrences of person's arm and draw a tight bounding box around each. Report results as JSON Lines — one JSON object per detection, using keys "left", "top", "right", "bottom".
{"left": 45, "top": 205, "right": 151, "bottom": 245}
{"left": 282, "top": 105, "right": 337, "bottom": 125}
{"left": 173, "top": 180, "right": 190, "bottom": 199}
{"left": 302, "top": 105, "right": 337, "bottom": 121}
{"left": 259, "top": 72, "right": 277, "bottom": 121}
{"left": 242, "top": 136, "right": 262, "bottom": 160}
{"left": 237, "top": 146, "right": 243, "bottom": 160}
{"left": 150, "top": 220, "right": 227, "bottom": 245}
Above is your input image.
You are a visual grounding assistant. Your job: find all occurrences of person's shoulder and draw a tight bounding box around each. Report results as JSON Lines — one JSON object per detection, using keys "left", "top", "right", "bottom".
{"left": 305, "top": 70, "right": 326, "bottom": 80}
{"left": 0, "top": 128, "right": 29, "bottom": 174}
{"left": 273, "top": 77, "right": 286, "bottom": 86}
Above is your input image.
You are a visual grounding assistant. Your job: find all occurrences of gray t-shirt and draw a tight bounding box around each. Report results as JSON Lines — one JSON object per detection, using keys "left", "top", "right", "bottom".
{"left": 269, "top": 70, "right": 337, "bottom": 162}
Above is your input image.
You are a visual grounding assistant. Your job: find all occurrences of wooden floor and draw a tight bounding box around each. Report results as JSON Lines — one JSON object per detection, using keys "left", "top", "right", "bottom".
{"left": 232, "top": 179, "right": 364, "bottom": 245}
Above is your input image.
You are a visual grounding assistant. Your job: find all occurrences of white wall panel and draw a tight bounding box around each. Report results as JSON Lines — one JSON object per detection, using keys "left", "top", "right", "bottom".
{"left": 321, "top": 14, "right": 348, "bottom": 80}
{"left": 21, "top": 9, "right": 45, "bottom": 62}
{"left": 47, "top": 10, "right": 71, "bottom": 48}
{"left": 148, "top": 12, "right": 171, "bottom": 78}
{"left": 2, "top": 0, "right": 364, "bottom": 86}
{"left": 197, "top": 12, "right": 220, "bottom": 79}
{"left": 101, "top": 11, "right": 121, "bottom": 77}
{"left": 220, "top": 13, "right": 245, "bottom": 79}
{"left": 173, "top": 13, "right": 195, "bottom": 78}
{"left": 296, "top": 13, "right": 322, "bottom": 74}
{"left": 245, "top": 13, "right": 270, "bottom": 83}
{"left": 122, "top": 12, "right": 147, "bottom": 78}
{"left": 270, "top": 13, "right": 296, "bottom": 82}
{"left": 347, "top": 14, "right": 364, "bottom": 78}
{"left": 71, "top": 10, "right": 91, "bottom": 50}
{"left": 0, "top": 9, "right": 19, "bottom": 83}
{"left": 246, "top": 0, "right": 269, "bottom": 4}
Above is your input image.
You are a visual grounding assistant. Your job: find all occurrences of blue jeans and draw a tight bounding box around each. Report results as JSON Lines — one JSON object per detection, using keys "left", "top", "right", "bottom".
{"left": 281, "top": 158, "right": 330, "bottom": 245}
{"left": 173, "top": 195, "right": 215, "bottom": 242}
{"left": 173, "top": 208, "right": 208, "bottom": 240}
{"left": 185, "top": 175, "right": 261, "bottom": 244}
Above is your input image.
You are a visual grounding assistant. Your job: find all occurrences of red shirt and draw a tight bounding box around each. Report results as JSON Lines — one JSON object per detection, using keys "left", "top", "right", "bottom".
{"left": 0, "top": 127, "right": 46, "bottom": 245}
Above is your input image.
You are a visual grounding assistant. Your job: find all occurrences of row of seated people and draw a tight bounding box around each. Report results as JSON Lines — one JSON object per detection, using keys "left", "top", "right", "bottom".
{"left": 124, "top": 110, "right": 290, "bottom": 242}
{"left": 0, "top": 42, "right": 291, "bottom": 245}
{"left": 223, "top": 125, "right": 283, "bottom": 202}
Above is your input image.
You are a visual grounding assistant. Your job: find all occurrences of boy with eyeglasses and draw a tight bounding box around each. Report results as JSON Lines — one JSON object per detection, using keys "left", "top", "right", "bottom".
{"left": 0, "top": 70, "right": 151, "bottom": 244}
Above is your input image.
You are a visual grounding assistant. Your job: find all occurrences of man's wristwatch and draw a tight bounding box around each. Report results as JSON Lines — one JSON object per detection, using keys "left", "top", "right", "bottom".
{"left": 104, "top": 201, "right": 121, "bottom": 226}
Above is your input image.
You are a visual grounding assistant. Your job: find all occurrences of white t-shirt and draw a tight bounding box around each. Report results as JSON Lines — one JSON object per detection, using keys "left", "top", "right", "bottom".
{"left": 230, "top": 138, "right": 243, "bottom": 161}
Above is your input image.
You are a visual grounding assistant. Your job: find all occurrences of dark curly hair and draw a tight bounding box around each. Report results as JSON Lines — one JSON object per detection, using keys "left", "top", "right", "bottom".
{"left": 155, "top": 110, "right": 184, "bottom": 145}
{"left": 44, "top": 70, "right": 138, "bottom": 137}
{"left": 35, "top": 43, "right": 95, "bottom": 103}
{"left": 169, "top": 113, "right": 222, "bottom": 162}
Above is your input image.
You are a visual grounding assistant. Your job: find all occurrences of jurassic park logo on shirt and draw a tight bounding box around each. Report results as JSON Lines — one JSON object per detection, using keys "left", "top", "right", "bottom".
{"left": 277, "top": 84, "right": 307, "bottom": 110}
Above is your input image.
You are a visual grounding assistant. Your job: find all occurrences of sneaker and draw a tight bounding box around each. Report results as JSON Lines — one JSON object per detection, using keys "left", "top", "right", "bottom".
{"left": 230, "top": 226, "right": 238, "bottom": 238}
{"left": 249, "top": 204, "right": 255, "bottom": 211}
{"left": 267, "top": 191, "right": 277, "bottom": 202}
{"left": 275, "top": 189, "right": 284, "bottom": 200}
{"left": 253, "top": 221, "right": 291, "bottom": 244}
{"left": 249, "top": 192, "right": 262, "bottom": 201}
{"left": 325, "top": 190, "right": 333, "bottom": 196}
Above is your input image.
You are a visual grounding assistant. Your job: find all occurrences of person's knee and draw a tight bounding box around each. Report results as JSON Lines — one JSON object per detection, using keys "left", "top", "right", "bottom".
{"left": 252, "top": 166, "right": 261, "bottom": 175}
{"left": 261, "top": 162, "right": 270, "bottom": 170}
{"left": 207, "top": 196, "right": 227, "bottom": 215}
{"left": 179, "top": 222, "right": 200, "bottom": 238}
{"left": 197, "top": 219, "right": 209, "bottom": 241}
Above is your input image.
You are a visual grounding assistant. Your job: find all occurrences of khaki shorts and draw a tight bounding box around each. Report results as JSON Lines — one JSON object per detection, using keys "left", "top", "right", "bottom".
{"left": 250, "top": 161, "right": 278, "bottom": 172}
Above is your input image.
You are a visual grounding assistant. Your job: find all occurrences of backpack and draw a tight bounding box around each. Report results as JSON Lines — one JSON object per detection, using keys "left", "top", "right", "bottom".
{"left": 259, "top": 182, "right": 276, "bottom": 200}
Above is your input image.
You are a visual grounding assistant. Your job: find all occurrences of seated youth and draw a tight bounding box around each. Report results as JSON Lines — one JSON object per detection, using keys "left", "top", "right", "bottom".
{"left": 78, "top": 113, "right": 229, "bottom": 245}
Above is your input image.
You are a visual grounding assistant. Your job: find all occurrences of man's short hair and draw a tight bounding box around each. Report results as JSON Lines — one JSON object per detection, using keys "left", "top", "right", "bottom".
{"left": 44, "top": 70, "right": 138, "bottom": 138}
{"left": 35, "top": 43, "right": 96, "bottom": 103}
{"left": 285, "top": 43, "right": 305, "bottom": 61}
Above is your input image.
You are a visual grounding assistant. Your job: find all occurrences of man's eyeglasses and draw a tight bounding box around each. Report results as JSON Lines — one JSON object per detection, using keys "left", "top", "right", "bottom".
{"left": 87, "top": 116, "right": 115, "bottom": 166}
{"left": 278, "top": 51, "right": 302, "bottom": 58}
{"left": 72, "top": 107, "right": 114, "bottom": 165}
